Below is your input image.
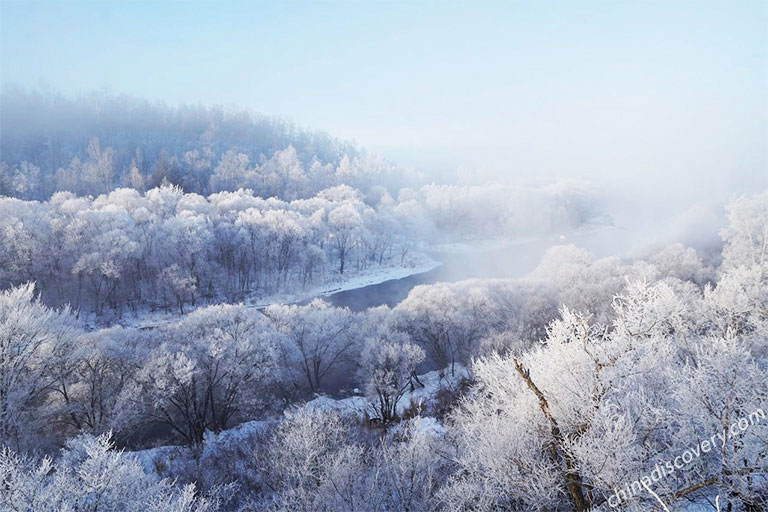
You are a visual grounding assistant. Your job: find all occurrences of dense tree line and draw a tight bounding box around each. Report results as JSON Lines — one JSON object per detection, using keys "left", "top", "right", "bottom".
{"left": 0, "top": 185, "right": 407, "bottom": 319}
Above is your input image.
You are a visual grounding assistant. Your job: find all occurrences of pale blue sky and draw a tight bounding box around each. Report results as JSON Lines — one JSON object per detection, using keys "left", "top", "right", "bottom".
{"left": 1, "top": 1, "right": 766, "bottom": 196}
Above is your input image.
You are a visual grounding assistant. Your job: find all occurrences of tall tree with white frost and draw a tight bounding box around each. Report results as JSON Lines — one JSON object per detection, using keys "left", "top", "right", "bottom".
{"left": 328, "top": 202, "right": 363, "bottom": 274}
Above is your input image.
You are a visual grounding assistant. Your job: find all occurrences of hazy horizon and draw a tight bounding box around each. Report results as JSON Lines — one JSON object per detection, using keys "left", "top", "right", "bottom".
{"left": 2, "top": 1, "right": 766, "bottom": 202}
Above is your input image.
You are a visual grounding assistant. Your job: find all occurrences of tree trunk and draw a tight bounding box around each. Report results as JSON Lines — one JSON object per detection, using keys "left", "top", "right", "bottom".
{"left": 513, "top": 358, "right": 589, "bottom": 512}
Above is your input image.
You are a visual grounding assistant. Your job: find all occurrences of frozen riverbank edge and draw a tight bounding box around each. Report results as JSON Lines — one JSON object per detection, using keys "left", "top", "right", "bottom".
{"left": 103, "top": 253, "right": 443, "bottom": 330}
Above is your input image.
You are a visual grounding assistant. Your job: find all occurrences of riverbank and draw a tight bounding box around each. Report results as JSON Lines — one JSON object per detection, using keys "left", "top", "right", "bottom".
{"left": 102, "top": 253, "right": 441, "bottom": 330}
{"left": 248, "top": 254, "right": 442, "bottom": 309}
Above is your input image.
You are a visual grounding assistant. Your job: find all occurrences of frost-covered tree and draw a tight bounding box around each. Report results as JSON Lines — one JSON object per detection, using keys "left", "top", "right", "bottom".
{"left": 442, "top": 309, "right": 606, "bottom": 511}
{"left": 527, "top": 245, "right": 631, "bottom": 324}
{"left": 359, "top": 332, "right": 425, "bottom": 425}
{"left": 0, "top": 432, "right": 225, "bottom": 511}
{"left": 51, "top": 326, "right": 146, "bottom": 437}
{"left": 257, "top": 407, "right": 362, "bottom": 511}
{"left": 372, "top": 418, "right": 446, "bottom": 512}
{"left": 209, "top": 150, "right": 256, "bottom": 193}
{"left": 69, "top": 202, "right": 141, "bottom": 315}
{"left": 648, "top": 243, "right": 714, "bottom": 286}
{"left": 122, "top": 304, "right": 279, "bottom": 444}
{"left": 328, "top": 202, "right": 364, "bottom": 274}
{"left": 80, "top": 137, "right": 116, "bottom": 195}
{"left": 0, "top": 283, "right": 77, "bottom": 451}
{"left": 262, "top": 145, "right": 308, "bottom": 199}
{"left": 670, "top": 336, "right": 768, "bottom": 511}
{"left": 159, "top": 263, "right": 197, "bottom": 314}
{"left": 721, "top": 190, "right": 768, "bottom": 273}
{"left": 396, "top": 281, "right": 506, "bottom": 375}
{"left": 255, "top": 408, "right": 445, "bottom": 512}
{"left": 0, "top": 198, "right": 48, "bottom": 287}
{"left": 705, "top": 190, "right": 768, "bottom": 343}
{"left": 265, "top": 299, "right": 355, "bottom": 394}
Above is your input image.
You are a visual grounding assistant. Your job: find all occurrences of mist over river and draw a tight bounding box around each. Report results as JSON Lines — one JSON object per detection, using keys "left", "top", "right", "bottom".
{"left": 323, "top": 225, "right": 631, "bottom": 311}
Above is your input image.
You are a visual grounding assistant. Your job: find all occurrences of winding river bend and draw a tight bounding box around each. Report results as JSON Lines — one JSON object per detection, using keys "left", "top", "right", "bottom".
{"left": 129, "top": 226, "right": 619, "bottom": 329}
{"left": 322, "top": 226, "right": 620, "bottom": 311}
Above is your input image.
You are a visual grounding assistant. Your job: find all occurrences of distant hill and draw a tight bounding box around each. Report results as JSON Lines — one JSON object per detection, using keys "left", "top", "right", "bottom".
{"left": 0, "top": 88, "right": 414, "bottom": 200}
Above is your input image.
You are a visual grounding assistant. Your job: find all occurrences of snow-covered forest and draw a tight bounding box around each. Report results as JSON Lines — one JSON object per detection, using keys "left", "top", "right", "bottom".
{"left": 2, "top": 2, "right": 767, "bottom": 511}
{"left": 1, "top": 90, "right": 766, "bottom": 511}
